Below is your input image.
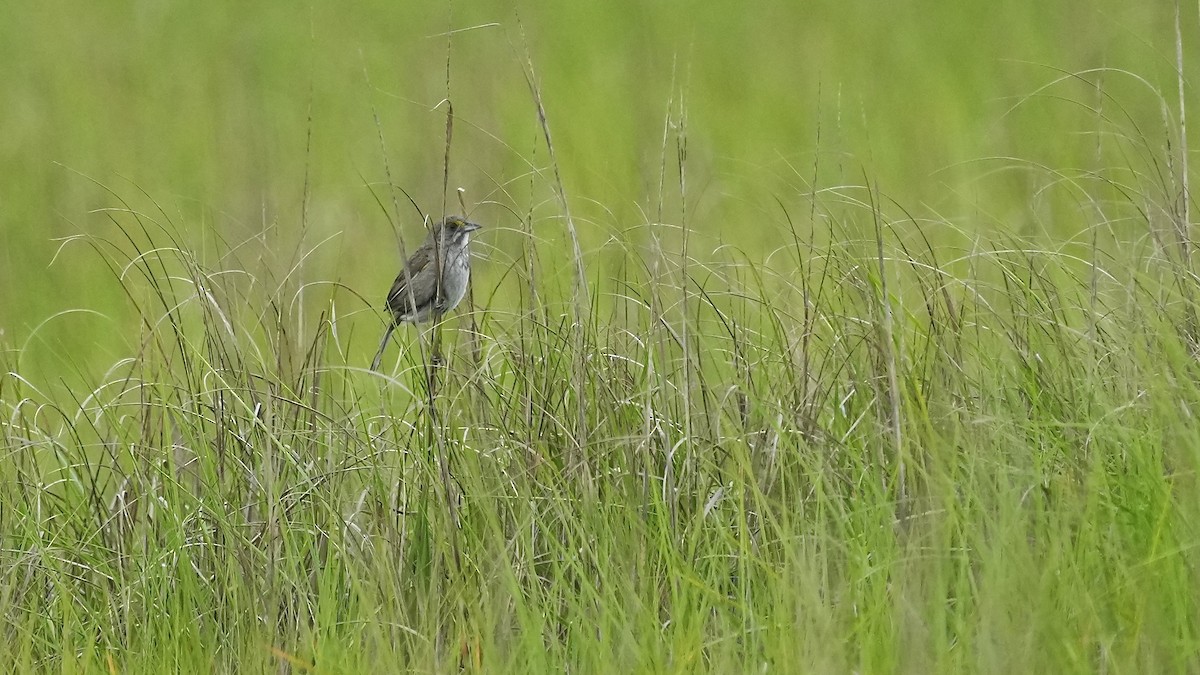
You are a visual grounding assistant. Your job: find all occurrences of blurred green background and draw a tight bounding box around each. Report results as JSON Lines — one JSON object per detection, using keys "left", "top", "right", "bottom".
{"left": 0, "top": 0, "right": 1192, "bottom": 380}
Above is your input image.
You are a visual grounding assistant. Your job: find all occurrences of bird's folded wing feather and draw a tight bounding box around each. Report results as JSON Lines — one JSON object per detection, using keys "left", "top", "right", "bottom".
{"left": 386, "top": 246, "right": 435, "bottom": 314}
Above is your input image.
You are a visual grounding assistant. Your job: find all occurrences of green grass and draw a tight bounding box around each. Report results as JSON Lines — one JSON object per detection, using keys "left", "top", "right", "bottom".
{"left": 4, "top": 1, "right": 1200, "bottom": 672}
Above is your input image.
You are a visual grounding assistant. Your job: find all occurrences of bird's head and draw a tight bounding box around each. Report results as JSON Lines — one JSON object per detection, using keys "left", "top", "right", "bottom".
{"left": 430, "top": 215, "right": 482, "bottom": 245}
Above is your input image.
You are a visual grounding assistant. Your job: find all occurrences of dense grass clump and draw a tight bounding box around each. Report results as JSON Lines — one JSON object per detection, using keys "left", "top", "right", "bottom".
{"left": 5, "top": 149, "right": 1200, "bottom": 672}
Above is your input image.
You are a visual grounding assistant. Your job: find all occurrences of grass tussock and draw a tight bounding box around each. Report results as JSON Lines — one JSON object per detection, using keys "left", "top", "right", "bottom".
{"left": 5, "top": 141, "right": 1200, "bottom": 672}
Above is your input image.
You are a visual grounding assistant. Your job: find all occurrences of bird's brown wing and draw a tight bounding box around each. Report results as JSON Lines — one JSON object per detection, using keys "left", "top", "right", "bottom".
{"left": 385, "top": 244, "right": 436, "bottom": 319}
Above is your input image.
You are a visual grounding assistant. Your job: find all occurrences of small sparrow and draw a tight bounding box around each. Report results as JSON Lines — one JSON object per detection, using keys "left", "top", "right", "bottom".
{"left": 371, "top": 216, "right": 483, "bottom": 371}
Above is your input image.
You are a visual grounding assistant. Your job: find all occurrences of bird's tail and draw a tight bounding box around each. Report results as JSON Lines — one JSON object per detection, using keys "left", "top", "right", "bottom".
{"left": 370, "top": 323, "right": 397, "bottom": 372}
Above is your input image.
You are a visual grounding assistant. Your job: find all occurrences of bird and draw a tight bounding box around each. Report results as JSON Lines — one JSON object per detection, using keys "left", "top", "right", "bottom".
{"left": 370, "top": 215, "right": 483, "bottom": 371}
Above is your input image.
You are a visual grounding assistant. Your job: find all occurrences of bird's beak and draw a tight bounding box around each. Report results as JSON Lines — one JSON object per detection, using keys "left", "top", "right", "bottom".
{"left": 463, "top": 221, "right": 483, "bottom": 233}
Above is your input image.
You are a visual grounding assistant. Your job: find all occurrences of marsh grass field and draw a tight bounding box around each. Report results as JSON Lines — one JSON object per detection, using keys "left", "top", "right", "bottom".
{"left": 5, "top": 1, "right": 1200, "bottom": 672}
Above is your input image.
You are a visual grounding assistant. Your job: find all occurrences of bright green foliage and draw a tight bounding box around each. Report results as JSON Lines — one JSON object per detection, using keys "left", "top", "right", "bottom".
{"left": 3, "top": 2, "right": 1200, "bottom": 673}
